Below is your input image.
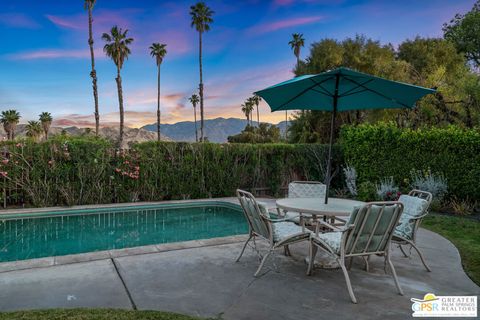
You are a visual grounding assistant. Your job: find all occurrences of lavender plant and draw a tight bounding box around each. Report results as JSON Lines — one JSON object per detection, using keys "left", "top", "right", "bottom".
{"left": 376, "top": 177, "right": 400, "bottom": 201}
{"left": 343, "top": 164, "right": 357, "bottom": 197}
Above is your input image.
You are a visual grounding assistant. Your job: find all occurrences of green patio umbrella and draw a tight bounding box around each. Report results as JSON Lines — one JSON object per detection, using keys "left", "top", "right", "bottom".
{"left": 255, "top": 67, "right": 436, "bottom": 204}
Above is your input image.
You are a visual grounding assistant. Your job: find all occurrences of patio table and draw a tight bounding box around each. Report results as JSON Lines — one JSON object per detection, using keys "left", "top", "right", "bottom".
{"left": 276, "top": 197, "right": 365, "bottom": 269}
{"left": 276, "top": 197, "right": 365, "bottom": 228}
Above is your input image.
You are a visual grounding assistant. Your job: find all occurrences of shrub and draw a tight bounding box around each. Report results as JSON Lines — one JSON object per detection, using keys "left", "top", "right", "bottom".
{"left": 343, "top": 164, "right": 357, "bottom": 197}
{"left": 410, "top": 168, "right": 448, "bottom": 201}
{"left": 357, "top": 181, "right": 377, "bottom": 202}
{"left": 376, "top": 177, "right": 401, "bottom": 201}
{"left": 341, "top": 123, "right": 480, "bottom": 201}
{"left": 449, "top": 197, "right": 476, "bottom": 216}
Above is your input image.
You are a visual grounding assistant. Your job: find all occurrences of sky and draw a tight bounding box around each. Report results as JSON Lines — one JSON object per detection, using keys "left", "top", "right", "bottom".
{"left": 0, "top": 0, "right": 475, "bottom": 128}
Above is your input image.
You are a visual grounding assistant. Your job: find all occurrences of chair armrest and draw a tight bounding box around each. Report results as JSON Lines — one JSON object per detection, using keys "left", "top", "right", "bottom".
{"left": 264, "top": 216, "right": 295, "bottom": 223}
{"left": 408, "top": 213, "right": 428, "bottom": 221}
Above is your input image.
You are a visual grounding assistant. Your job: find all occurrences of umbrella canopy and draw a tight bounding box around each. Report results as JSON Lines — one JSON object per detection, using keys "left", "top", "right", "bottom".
{"left": 255, "top": 67, "right": 436, "bottom": 204}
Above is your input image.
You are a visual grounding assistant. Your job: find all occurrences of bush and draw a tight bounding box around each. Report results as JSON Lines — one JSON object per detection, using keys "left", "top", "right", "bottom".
{"left": 0, "top": 138, "right": 342, "bottom": 208}
{"left": 357, "top": 181, "right": 377, "bottom": 202}
{"left": 341, "top": 123, "right": 480, "bottom": 201}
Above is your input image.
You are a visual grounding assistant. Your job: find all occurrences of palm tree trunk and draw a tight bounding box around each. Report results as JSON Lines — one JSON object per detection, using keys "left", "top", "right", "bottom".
{"left": 199, "top": 31, "right": 205, "bottom": 142}
{"left": 194, "top": 106, "right": 198, "bottom": 142}
{"left": 116, "top": 67, "right": 124, "bottom": 147}
{"left": 157, "top": 64, "right": 161, "bottom": 142}
{"left": 256, "top": 103, "right": 260, "bottom": 126}
{"left": 88, "top": 6, "right": 100, "bottom": 136}
{"left": 285, "top": 111, "right": 288, "bottom": 140}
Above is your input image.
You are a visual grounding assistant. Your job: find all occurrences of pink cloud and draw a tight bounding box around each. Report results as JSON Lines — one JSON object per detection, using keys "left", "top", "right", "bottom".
{"left": 247, "top": 16, "right": 324, "bottom": 34}
{"left": 8, "top": 48, "right": 103, "bottom": 60}
{"left": 0, "top": 13, "right": 39, "bottom": 29}
{"left": 46, "top": 9, "right": 139, "bottom": 31}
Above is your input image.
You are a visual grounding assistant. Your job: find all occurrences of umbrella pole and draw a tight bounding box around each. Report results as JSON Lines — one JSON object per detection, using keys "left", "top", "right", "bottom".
{"left": 324, "top": 74, "right": 340, "bottom": 204}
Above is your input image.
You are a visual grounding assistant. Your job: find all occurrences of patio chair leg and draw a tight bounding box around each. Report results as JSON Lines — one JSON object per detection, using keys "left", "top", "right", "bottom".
{"left": 386, "top": 255, "right": 404, "bottom": 296}
{"left": 362, "top": 256, "right": 370, "bottom": 272}
{"left": 284, "top": 245, "right": 292, "bottom": 257}
{"left": 399, "top": 244, "right": 410, "bottom": 257}
{"left": 338, "top": 258, "right": 357, "bottom": 304}
{"left": 236, "top": 234, "right": 253, "bottom": 262}
{"left": 307, "top": 243, "right": 318, "bottom": 276}
{"left": 410, "top": 242, "right": 432, "bottom": 272}
{"left": 254, "top": 249, "right": 273, "bottom": 277}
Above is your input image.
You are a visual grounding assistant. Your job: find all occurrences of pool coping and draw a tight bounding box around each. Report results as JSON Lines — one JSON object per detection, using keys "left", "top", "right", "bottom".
{"left": 0, "top": 234, "right": 249, "bottom": 273}
{"left": 0, "top": 197, "right": 257, "bottom": 272}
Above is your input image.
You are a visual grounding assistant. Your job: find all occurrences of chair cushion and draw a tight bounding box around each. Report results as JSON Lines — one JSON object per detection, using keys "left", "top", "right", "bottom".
{"left": 311, "top": 232, "right": 342, "bottom": 254}
{"left": 394, "top": 195, "right": 428, "bottom": 240}
{"left": 288, "top": 182, "right": 326, "bottom": 198}
{"left": 272, "top": 221, "right": 309, "bottom": 243}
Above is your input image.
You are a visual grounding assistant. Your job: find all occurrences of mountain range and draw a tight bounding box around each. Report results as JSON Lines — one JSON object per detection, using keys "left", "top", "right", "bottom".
{"left": 141, "top": 117, "right": 288, "bottom": 143}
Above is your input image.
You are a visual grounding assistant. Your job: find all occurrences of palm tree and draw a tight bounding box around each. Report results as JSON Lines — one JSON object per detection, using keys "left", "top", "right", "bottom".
{"left": 84, "top": 0, "right": 100, "bottom": 136}
{"left": 189, "top": 93, "right": 200, "bottom": 142}
{"left": 102, "top": 26, "right": 133, "bottom": 147}
{"left": 241, "top": 100, "right": 254, "bottom": 126}
{"left": 149, "top": 43, "right": 167, "bottom": 142}
{"left": 190, "top": 2, "right": 214, "bottom": 142}
{"left": 0, "top": 110, "right": 20, "bottom": 140}
{"left": 288, "top": 33, "right": 305, "bottom": 140}
{"left": 25, "top": 120, "right": 42, "bottom": 141}
{"left": 241, "top": 103, "right": 249, "bottom": 123}
{"left": 251, "top": 94, "right": 262, "bottom": 126}
{"left": 39, "top": 112, "right": 52, "bottom": 140}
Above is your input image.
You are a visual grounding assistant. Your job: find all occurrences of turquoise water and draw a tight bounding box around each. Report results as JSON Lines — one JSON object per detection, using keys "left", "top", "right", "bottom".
{"left": 0, "top": 202, "right": 248, "bottom": 262}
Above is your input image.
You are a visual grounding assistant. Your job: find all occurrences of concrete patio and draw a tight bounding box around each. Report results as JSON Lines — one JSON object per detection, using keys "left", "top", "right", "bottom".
{"left": 0, "top": 199, "right": 478, "bottom": 319}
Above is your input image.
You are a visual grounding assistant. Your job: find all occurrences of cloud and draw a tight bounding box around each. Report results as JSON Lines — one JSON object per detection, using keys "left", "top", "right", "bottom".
{"left": 247, "top": 16, "right": 324, "bottom": 34}
{"left": 7, "top": 48, "right": 103, "bottom": 60}
{"left": 46, "top": 9, "right": 139, "bottom": 31}
{"left": 0, "top": 13, "right": 39, "bottom": 29}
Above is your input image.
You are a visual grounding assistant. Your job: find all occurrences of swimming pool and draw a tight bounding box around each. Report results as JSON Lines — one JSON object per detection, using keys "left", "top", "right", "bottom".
{"left": 0, "top": 201, "right": 248, "bottom": 263}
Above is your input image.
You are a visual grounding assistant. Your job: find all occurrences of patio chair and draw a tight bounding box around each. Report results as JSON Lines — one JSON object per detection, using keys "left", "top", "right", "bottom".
{"left": 307, "top": 201, "right": 404, "bottom": 304}
{"left": 392, "top": 190, "right": 433, "bottom": 271}
{"left": 236, "top": 189, "right": 311, "bottom": 277}
{"left": 280, "top": 181, "right": 326, "bottom": 223}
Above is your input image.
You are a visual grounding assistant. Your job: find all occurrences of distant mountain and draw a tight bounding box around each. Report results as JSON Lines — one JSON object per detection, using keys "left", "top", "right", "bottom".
{"left": 142, "top": 117, "right": 289, "bottom": 143}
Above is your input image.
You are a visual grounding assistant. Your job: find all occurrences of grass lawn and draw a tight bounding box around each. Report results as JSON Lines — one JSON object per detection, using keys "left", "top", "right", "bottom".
{"left": 0, "top": 309, "right": 207, "bottom": 320}
{"left": 422, "top": 214, "right": 480, "bottom": 286}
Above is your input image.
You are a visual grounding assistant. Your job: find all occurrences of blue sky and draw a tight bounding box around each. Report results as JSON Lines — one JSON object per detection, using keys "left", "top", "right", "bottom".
{"left": 0, "top": 0, "right": 475, "bottom": 127}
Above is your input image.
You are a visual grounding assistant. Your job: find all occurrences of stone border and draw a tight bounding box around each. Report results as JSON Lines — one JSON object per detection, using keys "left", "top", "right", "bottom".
{"left": 0, "top": 234, "right": 248, "bottom": 273}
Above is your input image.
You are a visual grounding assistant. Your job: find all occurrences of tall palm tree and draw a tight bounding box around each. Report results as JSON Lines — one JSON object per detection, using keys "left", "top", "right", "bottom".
{"left": 84, "top": 0, "right": 100, "bottom": 136}
{"left": 288, "top": 33, "right": 305, "bottom": 140}
{"left": 149, "top": 43, "right": 167, "bottom": 142}
{"left": 251, "top": 94, "right": 262, "bottom": 126}
{"left": 190, "top": 2, "right": 214, "bottom": 142}
{"left": 0, "top": 110, "right": 20, "bottom": 140}
{"left": 25, "top": 120, "right": 42, "bottom": 141}
{"left": 241, "top": 103, "right": 250, "bottom": 123}
{"left": 241, "top": 100, "right": 254, "bottom": 126}
{"left": 39, "top": 112, "right": 52, "bottom": 140}
{"left": 189, "top": 93, "right": 200, "bottom": 142}
{"left": 102, "top": 26, "right": 133, "bottom": 147}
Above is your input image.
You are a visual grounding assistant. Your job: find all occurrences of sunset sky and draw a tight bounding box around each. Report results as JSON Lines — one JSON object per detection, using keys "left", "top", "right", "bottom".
{"left": 0, "top": 0, "right": 474, "bottom": 128}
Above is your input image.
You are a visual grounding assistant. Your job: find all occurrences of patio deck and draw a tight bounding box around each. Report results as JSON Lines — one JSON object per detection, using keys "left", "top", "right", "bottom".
{"left": 0, "top": 198, "right": 478, "bottom": 319}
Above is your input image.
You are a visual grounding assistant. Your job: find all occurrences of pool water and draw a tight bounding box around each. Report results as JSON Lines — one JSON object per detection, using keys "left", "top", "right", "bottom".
{"left": 0, "top": 202, "right": 248, "bottom": 262}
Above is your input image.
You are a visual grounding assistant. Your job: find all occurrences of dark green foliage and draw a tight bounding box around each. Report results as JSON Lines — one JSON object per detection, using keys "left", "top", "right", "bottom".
{"left": 0, "top": 137, "right": 340, "bottom": 208}
{"left": 356, "top": 181, "right": 377, "bottom": 202}
{"left": 340, "top": 123, "right": 480, "bottom": 200}
{"left": 227, "top": 123, "right": 281, "bottom": 143}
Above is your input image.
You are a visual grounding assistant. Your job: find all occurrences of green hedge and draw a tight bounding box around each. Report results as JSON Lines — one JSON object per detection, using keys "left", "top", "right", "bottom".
{"left": 0, "top": 137, "right": 341, "bottom": 207}
{"left": 340, "top": 124, "right": 480, "bottom": 200}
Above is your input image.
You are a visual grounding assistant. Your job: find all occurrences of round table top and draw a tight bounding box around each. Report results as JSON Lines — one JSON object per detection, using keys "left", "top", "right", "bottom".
{"left": 276, "top": 197, "right": 365, "bottom": 217}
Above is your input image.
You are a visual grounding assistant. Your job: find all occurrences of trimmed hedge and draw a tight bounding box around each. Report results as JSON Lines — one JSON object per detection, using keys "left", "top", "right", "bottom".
{"left": 340, "top": 124, "right": 480, "bottom": 200}
{"left": 0, "top": 137, "right": 342, "bottom": 207}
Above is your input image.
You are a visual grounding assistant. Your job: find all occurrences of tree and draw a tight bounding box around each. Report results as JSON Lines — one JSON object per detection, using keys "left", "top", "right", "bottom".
{"left": 287, "top": 33, "right": 305, "bottom": 139}
{"left": 249, "top": 95, "right": 262, "bottom": 126}
{"left": 190, "top": 1, "right": 214, "bottom": 142}
{"left": 228, "top": 123, "right": 281, "bottom": 143}
{"left": 39, "top": 112, "right": 52, "bottom": 140}
{"left": 241, "top": 100, "right": 254, "bottom": 125}
{"left": 443, "top": 0, "right": 480, "bottom": 69}
{"left": 189, "top": 93, "right": 200, "bottom": 142}
{"left": 25, "top": 120, "right": 42, "bottom": 141}
{"left": 84, "top": 0, "right": 100, "bottom": 136}
{"left": 149, "top": 43, "right": 167, "bottom": 142}
{"left": 0, "top": 110, "right": 20, "bottom": 140}
{"left": 102, "top": 26, "right": 133, "bottom": 147}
